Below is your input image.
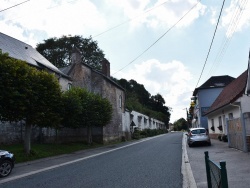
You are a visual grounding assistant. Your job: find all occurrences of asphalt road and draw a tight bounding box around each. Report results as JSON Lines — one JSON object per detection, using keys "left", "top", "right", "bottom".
{"left": 1, "top": 133, "right": 183, "bottom": 188}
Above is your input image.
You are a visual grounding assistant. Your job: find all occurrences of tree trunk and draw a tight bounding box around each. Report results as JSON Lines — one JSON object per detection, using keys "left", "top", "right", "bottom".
{"left": 24, "top": 123, "right": 32, "bottom": 155}
{"left": 87, "top": 126, "right": 92, "bottom": 145}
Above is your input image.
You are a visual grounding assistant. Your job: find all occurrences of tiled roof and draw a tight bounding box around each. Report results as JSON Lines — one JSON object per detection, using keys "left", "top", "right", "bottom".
{"left": 205, "top": 70, "right": 248, "bottom": 115}
{"left": 0, "top": 32, "right": 67, "bottom": 76}
{"left": 193, "top": 75, "right": 235, "bottom": 96}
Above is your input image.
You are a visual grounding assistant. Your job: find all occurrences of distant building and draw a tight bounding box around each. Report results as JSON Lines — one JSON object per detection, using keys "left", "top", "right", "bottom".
{"left": 190, "top": 75, "right": 235, "bottom": 130}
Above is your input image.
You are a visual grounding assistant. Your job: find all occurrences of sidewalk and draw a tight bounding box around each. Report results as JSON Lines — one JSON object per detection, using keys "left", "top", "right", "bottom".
{"left": 185, "top": 135, "right": 250, "bottom": 188}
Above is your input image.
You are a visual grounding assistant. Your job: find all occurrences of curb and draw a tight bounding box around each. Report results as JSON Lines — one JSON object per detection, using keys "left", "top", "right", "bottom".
{"left": 182, "top": 133, "right": 197, "bottom": 188}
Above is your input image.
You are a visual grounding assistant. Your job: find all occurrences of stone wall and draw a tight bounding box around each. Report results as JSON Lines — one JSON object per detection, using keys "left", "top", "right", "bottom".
{"left": 0, "top": 121, "right": 25, "bottom": 144}
{"left": 0, "top": 121, "right": 105, "bottom": 144}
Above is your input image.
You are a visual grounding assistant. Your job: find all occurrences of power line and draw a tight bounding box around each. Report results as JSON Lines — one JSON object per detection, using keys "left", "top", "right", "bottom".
{"left": 112, "top": 1, "right": 200, "bottom": 76}
{"left": 93, "top": 0, "right": 170, "bottom": 38}
{"left": 0, "top": 0, "right": 30, "bottom": 13}
{"left": 205, "top": 0, "right": 248, "bottom": 79}
{"left": 195, "top": 0, "right": 226, "bottom": 88}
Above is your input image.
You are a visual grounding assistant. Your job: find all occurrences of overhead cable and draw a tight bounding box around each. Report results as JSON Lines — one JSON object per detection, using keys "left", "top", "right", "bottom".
{"left": 93, "top": 0, "right": 170, "bottom": 38}
{"left": 0, "top": 0, "right": 30, "bottom": 13}
{"left": 205, "top": 0, "right": 248, "bottom": 79}
{"left": 195, "top": 0, "right": 226, "bottom": 88}
{"left": 112, "top": 1, "right": 201, "bottom": 76}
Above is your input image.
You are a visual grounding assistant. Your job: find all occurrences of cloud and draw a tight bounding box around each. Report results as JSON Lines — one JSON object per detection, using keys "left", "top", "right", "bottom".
{"left": 102, "top": 0, "right": 206, "bottom": 30}
{"left": 112, "top": 59, "right": 193, "bottom": 122}
{"left": 1, "top": 0, "right": 106, "bottom": 46}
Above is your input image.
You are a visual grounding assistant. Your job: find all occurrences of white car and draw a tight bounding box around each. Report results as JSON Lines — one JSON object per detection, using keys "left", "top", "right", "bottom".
{"left": 186, "top": 128, "right": 211, "bottom": 147}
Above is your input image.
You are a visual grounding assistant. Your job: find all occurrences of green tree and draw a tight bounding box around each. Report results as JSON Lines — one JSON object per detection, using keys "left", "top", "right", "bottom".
{"left": 62, "top": 87, "right": 112, "bottom": 144}
{"left": 0, "top": 50, "right": 62, "bottom": 154}
{"left": 115, "top": 78, "right": 171, "bottom": 126}
{"left": 36, "top": 35, "right": 105, "bottom": 69}
{"left": 61, "top": 87, "right": 84, "bottom": 129}
{"left": 173, "top": 118, "right": 188, "bottom": 131}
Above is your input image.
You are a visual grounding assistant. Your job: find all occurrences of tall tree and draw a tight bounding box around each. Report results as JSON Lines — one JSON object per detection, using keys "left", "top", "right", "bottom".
{"left": 115, "top": 78, "right": 171, "bottom": 125}
{"left": 0, "top": 50, "right": 62, "bottom": 154}
{"left": 150, "top": 93, "right": 166, "bottom": 111}
{"left": 173, "top": 118, "right": 188, "bottom": 131}
{"left": 36, "top": 35, "right": 105, "bottom": 69}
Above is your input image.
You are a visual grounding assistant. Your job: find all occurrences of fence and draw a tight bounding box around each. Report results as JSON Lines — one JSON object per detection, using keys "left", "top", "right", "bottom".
{"left": 227, "top": 117, "right": 246, "bottom": 151}
{"left": 205, "top": 151, "right": 228, "bottom": 188}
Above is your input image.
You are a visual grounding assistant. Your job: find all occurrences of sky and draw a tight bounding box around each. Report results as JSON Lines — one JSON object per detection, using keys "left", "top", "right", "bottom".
{"left": 1, "top": 0, "right": 250, "bottom": 123}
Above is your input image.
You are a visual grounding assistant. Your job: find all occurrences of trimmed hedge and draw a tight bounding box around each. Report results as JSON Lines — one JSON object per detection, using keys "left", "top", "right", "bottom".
{"left": 132, "top": 128, "right": 168, "bottom": 139}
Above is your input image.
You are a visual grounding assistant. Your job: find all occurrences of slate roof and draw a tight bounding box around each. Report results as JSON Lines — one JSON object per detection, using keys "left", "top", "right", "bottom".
{"left": 205, "top": 70, "right": 248, "bottom": 115}
{"left": 193, "top": 75, "right": 235, "bottom": 96}
{"left": 0, "top": 32, "right": 68, "bottom": 77}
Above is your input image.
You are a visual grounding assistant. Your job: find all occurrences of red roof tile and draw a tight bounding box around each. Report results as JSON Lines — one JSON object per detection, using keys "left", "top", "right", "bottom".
{"left": 206, "top": 70, "right": 248, "bottom": 115}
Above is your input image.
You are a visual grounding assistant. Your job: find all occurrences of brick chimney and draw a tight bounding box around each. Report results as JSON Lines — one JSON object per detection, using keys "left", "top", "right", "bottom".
{"left": 101, "top": 59, "right": 110, "bottom": 77}
{"left": 71, "top": 46, "right": 81, "bottom": 64}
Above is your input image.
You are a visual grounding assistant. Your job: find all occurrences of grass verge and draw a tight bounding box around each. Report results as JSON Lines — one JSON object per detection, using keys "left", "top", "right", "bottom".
{"left": 1, "top": 142, "right": 103, "bottom": 164}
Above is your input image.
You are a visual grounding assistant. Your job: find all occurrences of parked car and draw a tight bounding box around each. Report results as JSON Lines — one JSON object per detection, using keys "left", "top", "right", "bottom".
{"left": 0, "top": 150, "right": 15, "bottom": 178}
{"left": 186, "top": 128, "right": 211, "bottom": 147}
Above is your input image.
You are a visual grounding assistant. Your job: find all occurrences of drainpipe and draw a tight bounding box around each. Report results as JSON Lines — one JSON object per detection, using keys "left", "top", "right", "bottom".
{"left": 230, "top": 103, "right": 247, "bottom": 152}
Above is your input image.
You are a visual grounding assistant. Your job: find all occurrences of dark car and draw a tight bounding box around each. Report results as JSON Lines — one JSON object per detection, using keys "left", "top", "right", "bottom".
{"left": 186, "top": 128, "right": 211, "bottom": 147}
{"left": 0, "top": 150, "right": 15, "bottom": 178}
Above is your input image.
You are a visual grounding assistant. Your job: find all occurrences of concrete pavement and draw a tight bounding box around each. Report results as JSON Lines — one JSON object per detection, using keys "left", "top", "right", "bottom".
{"left": 183, "top": 133, "right": 250, "bottom": 188}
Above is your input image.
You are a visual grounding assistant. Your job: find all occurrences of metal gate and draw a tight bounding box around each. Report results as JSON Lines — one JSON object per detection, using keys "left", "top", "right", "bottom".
{"left": 227, "top": 118, "right": 245, "bottom": 151}
{"left": 205, "top": 151, "right": 228, "bottom": 188}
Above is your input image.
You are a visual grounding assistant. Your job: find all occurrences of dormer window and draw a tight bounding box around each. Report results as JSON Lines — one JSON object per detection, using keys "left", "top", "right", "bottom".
{"left": 214, "top": 83, "right": 225, "bottom": 86}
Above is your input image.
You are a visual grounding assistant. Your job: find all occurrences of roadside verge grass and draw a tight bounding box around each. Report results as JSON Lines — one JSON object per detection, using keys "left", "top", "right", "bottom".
{"left": 1, "top": 142, "right": 102, "bottom": 164}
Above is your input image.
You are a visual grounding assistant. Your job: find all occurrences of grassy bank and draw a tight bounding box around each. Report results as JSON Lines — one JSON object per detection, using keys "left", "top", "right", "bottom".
{"left": 1, "top": 142, "right": 102, "bottom": 164}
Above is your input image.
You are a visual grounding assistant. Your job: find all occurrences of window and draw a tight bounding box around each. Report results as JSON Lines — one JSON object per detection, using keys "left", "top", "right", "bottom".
{"left": 191, "top": 128, "right": 206, "bottom": 134}
{"left": 119, "top": 95, "right": 122, "bottom": 108}
{"left": 67, "top": 83, "right": 72, "bottom": 90}
{"left": 218, "top": 116, "right": 222, "bottom": 126}
{"left": 211, "top": 119, "right": 214, "bottom": 127}
{"left": 211, "top": 119, "right": 215, "bottom": 131}
{"left": 228, "top": 113, "right": 233, "bottom": 120}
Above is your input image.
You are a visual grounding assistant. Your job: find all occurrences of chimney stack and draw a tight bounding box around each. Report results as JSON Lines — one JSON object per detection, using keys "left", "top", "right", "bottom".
{"left": 101, "top": 59, "right": 110, "bottom": 77}
{"left": 71, "top": 46, "right": 81, "bottom": 64}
